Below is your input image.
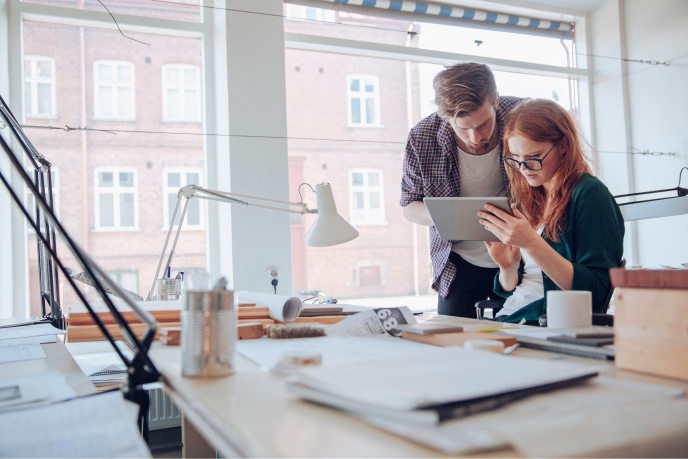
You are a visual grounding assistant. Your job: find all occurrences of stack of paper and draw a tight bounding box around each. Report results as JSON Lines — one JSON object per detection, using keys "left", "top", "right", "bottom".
{"left": 0, "top": 323, "right": 65, "bottom": 346}
{"left": 288, "top": 347, "right": 597, "bottom": 426}
{"left": 0, "top": 371, "right": 77, "bottom": 412}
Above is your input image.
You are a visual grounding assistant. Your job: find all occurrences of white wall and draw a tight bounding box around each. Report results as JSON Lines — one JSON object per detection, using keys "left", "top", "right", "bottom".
{"left": 590, "top": 0, "right": 688, "bottom": 267}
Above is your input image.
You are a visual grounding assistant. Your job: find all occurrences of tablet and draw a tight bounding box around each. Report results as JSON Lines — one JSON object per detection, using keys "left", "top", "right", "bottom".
{"left": 423, "top": 197, "right": 512, "bottom": 242}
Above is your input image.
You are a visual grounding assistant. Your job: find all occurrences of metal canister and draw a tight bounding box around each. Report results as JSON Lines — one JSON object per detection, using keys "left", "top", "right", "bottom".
{"left": 181, "top": 289, "right": 235, "bottom": 377}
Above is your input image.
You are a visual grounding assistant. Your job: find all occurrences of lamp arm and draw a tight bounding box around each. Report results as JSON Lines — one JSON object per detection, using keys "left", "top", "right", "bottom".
{"left": 192, "top": 185, "right": 313, "bottom": 214}
{"left": 147, "top": 192, "right": 184, "bottom": 300}
{"left": 161, "top": 198, "right": 190, "bottom": 284}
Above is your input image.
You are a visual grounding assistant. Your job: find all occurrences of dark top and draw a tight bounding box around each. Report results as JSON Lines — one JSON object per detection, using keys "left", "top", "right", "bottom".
{"left": 494, "top": 173, "right": 625, "bottom": 324}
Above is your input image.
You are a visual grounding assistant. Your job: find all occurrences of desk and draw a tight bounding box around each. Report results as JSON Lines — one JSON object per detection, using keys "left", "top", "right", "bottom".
{"left": 148, "top": 314, "right": 688, "bottom": 458}
{"left": 0, "top": 338, "right": 97, "bottom": 397}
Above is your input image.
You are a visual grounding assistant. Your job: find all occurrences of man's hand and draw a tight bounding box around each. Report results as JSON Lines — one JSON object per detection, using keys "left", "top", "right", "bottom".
{"left": 402, "top": 201, "right": 434, "bottom": 226}
{"left": 484, "top": 241, "right": 520, "bottom": 271}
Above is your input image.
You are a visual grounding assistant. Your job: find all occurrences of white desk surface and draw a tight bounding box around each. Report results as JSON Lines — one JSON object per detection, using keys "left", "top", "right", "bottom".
{"left": 149, "top": 314, "right": 688, "bottom": 458}
{"left": 0, "top": 338, "right": 97, "bottom": 397}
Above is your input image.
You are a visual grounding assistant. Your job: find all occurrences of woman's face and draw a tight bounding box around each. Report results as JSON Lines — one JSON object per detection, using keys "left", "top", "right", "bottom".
{"left": 506, "top": 134, "right": 562, "bottom": 191}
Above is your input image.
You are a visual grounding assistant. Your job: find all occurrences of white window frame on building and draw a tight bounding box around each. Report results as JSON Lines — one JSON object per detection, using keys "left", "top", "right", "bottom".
{"left": 162, "top": 64, "right": 202, "bottom": 123}
{"left": 353, "top": 260, "right": 388, "bottom": 288}
{"left": 25, "top": 169, "right": 59, "bottom": 234}
{"left": 349, "top": 168, "right": 386, "bottom": 225}
{"left": 346, "top": 75, "right": 381, "bottom": 127}
{"left": 93, "top": 167, "right": 139, "bottom": 231}
{"left": 93, "top": 60, "right": 136, "bottom": 121}
{"left": 162, "top": 168, "right": 205, "bottom": 230}
{"left": 24, "top": 55, "right": 56, "bottom": 118}
{"left": 107, "top": 270, "right": 139, "bottom": 296}
{"left": 285, "top": 4, "right": 336, "bottom": 22}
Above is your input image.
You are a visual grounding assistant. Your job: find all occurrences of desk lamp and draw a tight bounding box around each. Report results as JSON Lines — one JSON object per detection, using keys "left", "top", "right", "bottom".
{"left": 147, "top": 183, "right": 359, "bottom": 300}
{"left": 614, "top": 168, "right": 688, "bottom": 221}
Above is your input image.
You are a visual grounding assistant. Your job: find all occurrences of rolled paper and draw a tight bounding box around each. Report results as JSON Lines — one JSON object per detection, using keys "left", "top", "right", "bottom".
{"left": 237, "top": 291, "right": 303, "bottom": 323}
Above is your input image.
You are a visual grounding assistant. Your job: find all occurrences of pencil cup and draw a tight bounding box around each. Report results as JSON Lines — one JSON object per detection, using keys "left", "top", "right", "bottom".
{"left": 546, "top": 291, "right": 592, "bottom": 328}
{"left": 181, "top": 289, "right": 235, "bottom": 377}
{"left": 157, "top": 278, "right": 181, "bottom": 301}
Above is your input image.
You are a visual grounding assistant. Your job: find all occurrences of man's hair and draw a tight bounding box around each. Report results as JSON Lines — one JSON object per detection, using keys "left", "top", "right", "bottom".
{"left": 433, "top": 63, "right": 498, "bottom": 120}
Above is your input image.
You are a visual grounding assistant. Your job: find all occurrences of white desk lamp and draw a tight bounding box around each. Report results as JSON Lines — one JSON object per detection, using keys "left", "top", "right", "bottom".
{"left": 147, "top": 182, "right": 358, "bottom": 300}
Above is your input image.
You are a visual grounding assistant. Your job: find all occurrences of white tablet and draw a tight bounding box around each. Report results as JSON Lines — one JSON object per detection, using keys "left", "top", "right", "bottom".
{"left": 423, "top": 197, "right": 513, "bottom": 242}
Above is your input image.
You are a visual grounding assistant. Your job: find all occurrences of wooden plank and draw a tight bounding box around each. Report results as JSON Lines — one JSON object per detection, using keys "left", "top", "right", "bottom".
{"left": 401, "top": 331, "right": 517, "bottom": 347}
{"left": 67, "top": 322, "right": 180, "bottom": 343}
{"left": 289, "top": 316, "right": 347, "bottom": 325}
{"left": 237, "top": 323, "right": 265, "bottom": 340}
{"left": 237, "top": 303, "right": 257, "bottom": 308}
{"left": 237, "top": 307, "right": 270, "bottom": 319}
{"left": 610, "top": 268, "right": 688, "bottom": 289}
{"left": 614, "top": 288, "right": 688, "bottom": 381}
{"left": 159, "top": 327, "right": 181, "bottom": 346}
{"left": 68, "top": 310, "right": 180, "bottom": 326}
{"left": 237, "top": 318, "right": 275, "bottom": 325}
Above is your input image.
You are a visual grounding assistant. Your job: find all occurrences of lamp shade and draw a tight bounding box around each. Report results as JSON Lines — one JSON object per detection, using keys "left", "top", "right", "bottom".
{"left": 304, "top": 183, "right": 359, "bottom": 247}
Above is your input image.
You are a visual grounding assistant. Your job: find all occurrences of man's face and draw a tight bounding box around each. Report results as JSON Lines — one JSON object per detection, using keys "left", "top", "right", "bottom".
{"left": 448, "top": 100, "right": 498, "bottom": 155}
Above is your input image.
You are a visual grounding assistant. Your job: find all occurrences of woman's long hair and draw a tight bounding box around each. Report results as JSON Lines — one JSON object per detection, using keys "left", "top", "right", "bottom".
{"left": 503, "top": 99, "right": 598, "bottom": 242}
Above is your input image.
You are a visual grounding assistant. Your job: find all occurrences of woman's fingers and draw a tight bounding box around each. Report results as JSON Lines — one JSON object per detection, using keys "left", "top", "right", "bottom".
{"left": 510, "top": 203, "right": 526, "bottom": 219}
{"left": 483, "top": 204, "right": 513, "bottom": 222}
{"left": 478, "top": 211, "right": 507, "bottom": 230}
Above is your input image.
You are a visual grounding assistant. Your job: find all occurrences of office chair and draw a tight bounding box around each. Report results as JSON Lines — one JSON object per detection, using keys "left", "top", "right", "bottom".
{"left": 476, "top": 259, "right": 626, "bottom": 326}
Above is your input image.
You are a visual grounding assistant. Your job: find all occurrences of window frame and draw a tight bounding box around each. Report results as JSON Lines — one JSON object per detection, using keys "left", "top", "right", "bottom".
{"left": 348, "top": 168, "right": 386, "bottom": 226}
{"left": 93, "top": 167, "right": 140, "bottom": 232}
{"left": 161, "top": 64, "right": 202, "bottom": 123}
{"left": 285, "top": 4, "right": 336, "bottom": 23}
{"left": 93, "top": 60, "right": 136, "bottom": 121}
{"left": 353, "top": 260, "right": 388, "bottom": 288}
{"left": 25, "top": 168, "right": 59, "bottom": 234}
{"left": 23, "top": 55, "right": 56, "bottom": 119}
{"left": 107, "top": 270, "right": 139, "bottom": 295}
{"left": 346, "top": 74, "right": 382, "bottom": 128}
{"left": 162, "top": 168, "right": 205, "bottom": 231}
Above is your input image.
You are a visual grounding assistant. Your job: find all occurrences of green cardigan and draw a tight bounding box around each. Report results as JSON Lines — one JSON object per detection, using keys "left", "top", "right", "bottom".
{"left": 494, "top": 173, "right": 625, "bottom": 325}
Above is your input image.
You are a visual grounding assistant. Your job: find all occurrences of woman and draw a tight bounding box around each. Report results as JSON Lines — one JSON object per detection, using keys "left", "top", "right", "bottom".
{"left": 477, "top": 99, "right": 624, "bottom": 324}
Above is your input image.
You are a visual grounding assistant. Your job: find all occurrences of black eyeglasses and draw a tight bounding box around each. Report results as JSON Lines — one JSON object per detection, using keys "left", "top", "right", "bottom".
{"left": 503, "top": 141, "right": 558, "bottom": 171}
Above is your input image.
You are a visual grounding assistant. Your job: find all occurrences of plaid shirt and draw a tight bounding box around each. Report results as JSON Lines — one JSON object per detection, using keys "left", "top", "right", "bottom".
{"left": 400, "top": 96, "right": 524, "bottom": 298}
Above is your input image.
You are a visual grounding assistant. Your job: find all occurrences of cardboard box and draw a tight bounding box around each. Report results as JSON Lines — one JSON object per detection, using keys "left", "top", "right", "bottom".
{"left": 614, "top": 288, "right": 688, "bottom": 381}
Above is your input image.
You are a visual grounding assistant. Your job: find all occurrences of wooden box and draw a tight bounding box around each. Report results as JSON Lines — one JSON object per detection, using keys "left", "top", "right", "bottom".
{"left": 614, "top": 288, "right": 688, "bottom": 381}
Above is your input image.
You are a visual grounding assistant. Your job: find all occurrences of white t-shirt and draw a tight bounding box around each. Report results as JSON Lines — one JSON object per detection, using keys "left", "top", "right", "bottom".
{"left": 451, "top": 143, "right": 506, "bottom": 268}
{"left": 497, "top": 228, "right": 545, "bottom": 317}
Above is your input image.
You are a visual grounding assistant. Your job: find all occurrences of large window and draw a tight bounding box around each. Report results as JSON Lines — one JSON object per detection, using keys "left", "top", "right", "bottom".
{"left": 163, "top": 169, "right": 203, "bottom": 229}
{"left": 162, "top": 64, "right": 202, "bottom": 122}
{"left": 24, "top": 55, "right": 55, "bottom": 118}
{"left": 25, "top": 169, "right": 59, "bottom": 233}
{"left": 108, "top": 270, "right": 139, "bottom": 295}
{"left": 347, "top": 75, "right": 381, "bottom": 127}
{"left": 285, "top": 4, "right": 336, "bottom": 23}
{"left": 94, "top": 60, "right": 135, "bottom": 120}
{"left": 94, "top": 168, "right": 138, "bottom": 231}
{"left": 349, "top": 169, "right": 385, "bottom": 225}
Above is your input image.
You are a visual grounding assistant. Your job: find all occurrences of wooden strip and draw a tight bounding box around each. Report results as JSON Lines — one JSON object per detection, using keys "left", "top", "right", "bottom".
{"left": 237, "top": 318, "right": 275, "bottom": 325}
{"left": 68, "top": 310, "right": 180, "bottom": 326}
{"left": 237, "top": 307, "right": 270, "bottom": 319}
{"left": 66, "top": 322, "right": 181, "bottom": 343}
{"left": 237, "top": 323, "right": 264, "bottom": 340}
{"left": 238, "top": 303, "right": 257, "bottom": 308}
{"left": 610, "top": 268, "right": 688, "bottom": 289}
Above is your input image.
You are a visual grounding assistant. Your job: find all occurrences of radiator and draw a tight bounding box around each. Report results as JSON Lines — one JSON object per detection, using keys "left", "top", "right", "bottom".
{"left": 147, "top": 386, "right": 182, "bottom": 431}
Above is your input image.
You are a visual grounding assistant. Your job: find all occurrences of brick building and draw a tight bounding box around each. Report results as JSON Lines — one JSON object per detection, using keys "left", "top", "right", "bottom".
{"left": 23, "top": 4, "right": 434, "bottom": 316}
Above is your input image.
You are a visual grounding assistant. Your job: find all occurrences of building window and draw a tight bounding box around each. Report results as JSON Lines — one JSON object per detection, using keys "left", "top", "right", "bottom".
{"left": 94, "top": 60, "right": 135, "bottom": 120}
{"left": 349, "top": 169, "right": 385, "bottom": 224}
{"left": 353, "top": 261, "right": 387, "bottom": 287}
{"left": 162, "top": 64, "right": 201, "bottom": 122}
{"left": 108, "top": 270, "right": 139, "bottom": 295}
{"left": 94, "top": 168, "right": 138, "bottom": 230}
{"left": 285, "top": 4, "right": 335, "bottom": 22}
{"left": 347, "top": 75, "right": 380, "bottom": 127}
{"left": 163, "top": 169, "right": 204, "bottom": 229}
{"left": 26, "top": 170, "right": 59, "bottom": 233}
{"left": 24, "top": 56, "right": 56, "bottom": 118}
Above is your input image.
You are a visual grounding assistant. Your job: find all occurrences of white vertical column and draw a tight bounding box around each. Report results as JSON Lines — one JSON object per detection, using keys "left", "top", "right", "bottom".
{"left": 223, "top": 0, "right": 293, "bottom": 294}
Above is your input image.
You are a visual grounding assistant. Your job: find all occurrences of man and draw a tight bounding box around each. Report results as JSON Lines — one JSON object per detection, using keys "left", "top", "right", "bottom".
{"left": 400, "top": 63, "right": 523, "bottom": 317}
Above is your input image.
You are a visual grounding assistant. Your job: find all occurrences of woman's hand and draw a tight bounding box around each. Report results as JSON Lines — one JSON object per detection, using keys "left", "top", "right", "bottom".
{"left": 484, "top": 241, "right": 520, "bottom": 272}
{"left": 479, "top": 203, "right": 540, "bottom": 250}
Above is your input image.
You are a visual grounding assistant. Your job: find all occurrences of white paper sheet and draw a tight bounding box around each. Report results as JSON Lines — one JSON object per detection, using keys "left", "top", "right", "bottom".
{"left": 358, "top": 377, "right": 688, "bottom": 457}
{"left": 0, "top": 318, "right": 47, "bottom": 328}
{"left": 0, "top": 334, "right": 57, "bottom": 347}
{"left": 237, "top": 291, "right": 302, "bottom": 322}
{"left": 293, "top": 346, "right": 598, "bottom": 411}
{"left": 327, "top": 306, "right": 417, "bottom": 337}
{"left": 0, "top": 323, "right": 66, "bottom": 341}
{"left": 0, "top": 380, "right": 50, "bottom": 411}
{"left": 0, "top": 344, "right": 47, "bottom": 363}
{"left": 236, "top": 335, "right": 434, "bottom": 369}
{"left": 0, "top": 371, "right": 77, "bottom": 412}
{"left": 0, "top": 391, "right": 151, "bottom": 458}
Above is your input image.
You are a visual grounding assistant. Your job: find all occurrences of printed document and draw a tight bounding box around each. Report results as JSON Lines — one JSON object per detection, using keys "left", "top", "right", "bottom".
{"left": 0, "top": 323, "right": 66, "bottom": 341}
{"left": 0, "top": 344, "right": 46, "bottom": 363}
{"left": 328, "top": 306, "right": 416, "bottom": 337}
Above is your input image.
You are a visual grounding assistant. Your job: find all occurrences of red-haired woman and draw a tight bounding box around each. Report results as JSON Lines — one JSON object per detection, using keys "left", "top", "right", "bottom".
{"left": 478, "top": 99, "right": 624, "bottom": 324}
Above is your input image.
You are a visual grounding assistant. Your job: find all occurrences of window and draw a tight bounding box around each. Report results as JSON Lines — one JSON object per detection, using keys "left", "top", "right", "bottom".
{"left": 162, "top": 64, "right": 201, "bottom": 122}
{"left": 163, "top": 169, "right": 204, "bottom": 229}
{"left": 94, "top": 168, "right": 138, "bottom": 230}
{"left": 94, "top": 60, "right": 135, "bottom": 120}
{"left": 347, "top": 75, "right": 380, "bottom": 127}
{"left": 349, "top": 169, "right": 385, "bottom": 224}
{"left": 108, "top": 270, "right": 139, "bottom": 295}
{"left": 354, "top": 261, "right": 387, "bottom": 287}
{"left": 24, "top": 55, "right": 56, "bottom": 118}
{"left": 26, "top": 169, "right": 59, "bottom": 233}
{"left": 285, "top": 4, "right": 335, "bottom": 23}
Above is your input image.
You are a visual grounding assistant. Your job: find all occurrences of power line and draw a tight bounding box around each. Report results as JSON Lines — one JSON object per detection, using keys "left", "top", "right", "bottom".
{"left": 96, "top": 0, "right": 150, "bottom": 45}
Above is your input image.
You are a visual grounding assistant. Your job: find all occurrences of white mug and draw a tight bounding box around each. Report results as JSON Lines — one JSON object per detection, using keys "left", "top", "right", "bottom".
{"left": 546, "top": 291, "right": 592, "bottom": 328}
